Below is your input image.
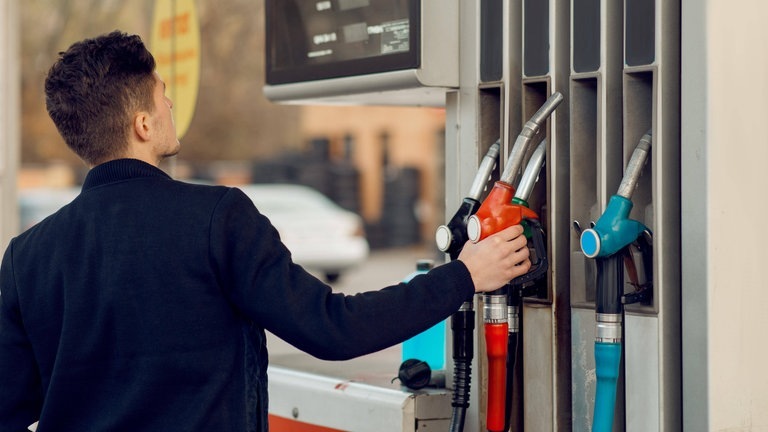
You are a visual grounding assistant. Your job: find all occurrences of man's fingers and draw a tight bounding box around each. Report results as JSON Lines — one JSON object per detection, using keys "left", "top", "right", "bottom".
{"left": 492, "top": 224, "right": 525, "bottom": 242}
{"left": 510, "top": 256, "right": 533, "bottom": 279}
{"left": 506, "top": 242, "right": 531, "bottom": 266}
{"left": 509, "top": 232, "right": 528, "bottom": 251}
{"left": 502, "top": 247, "right": 532, "bottom": 280}
{"left": 460, "top": 223, "right": 535, "bottom": 293}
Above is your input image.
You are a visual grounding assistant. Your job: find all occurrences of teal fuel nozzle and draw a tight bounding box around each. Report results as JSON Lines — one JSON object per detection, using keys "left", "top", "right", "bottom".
{"left": 580, "top": 132, "right": 652, "bottom": 258}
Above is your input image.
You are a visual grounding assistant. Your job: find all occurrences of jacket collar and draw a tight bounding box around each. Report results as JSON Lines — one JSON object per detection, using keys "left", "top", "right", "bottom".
{"left": 82, "top": 158, "right": 172, "bottom": 192}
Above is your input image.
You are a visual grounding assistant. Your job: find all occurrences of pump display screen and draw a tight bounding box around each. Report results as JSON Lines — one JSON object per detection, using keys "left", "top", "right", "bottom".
{"left": 265, "top": 0, "right": 420, "bottom": 85}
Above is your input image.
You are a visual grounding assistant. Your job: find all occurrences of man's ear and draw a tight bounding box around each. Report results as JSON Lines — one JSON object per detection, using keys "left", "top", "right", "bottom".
{"left": 133, "top": 112, "right": 151, "bottom": 142}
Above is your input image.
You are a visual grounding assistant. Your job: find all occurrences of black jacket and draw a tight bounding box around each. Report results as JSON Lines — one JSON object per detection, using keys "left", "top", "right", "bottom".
{"left": 0, "top": 158, "right": 475, "bottom": 431}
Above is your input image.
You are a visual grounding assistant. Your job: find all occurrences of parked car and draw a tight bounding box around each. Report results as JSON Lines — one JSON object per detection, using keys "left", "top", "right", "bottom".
{"left": 237, "top": 183, "right": 370, "bottom": 282}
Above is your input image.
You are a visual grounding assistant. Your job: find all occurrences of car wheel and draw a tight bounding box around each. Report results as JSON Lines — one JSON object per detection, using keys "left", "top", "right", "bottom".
{"left": 324, "top": 272, "right": 340, "bottom": 283}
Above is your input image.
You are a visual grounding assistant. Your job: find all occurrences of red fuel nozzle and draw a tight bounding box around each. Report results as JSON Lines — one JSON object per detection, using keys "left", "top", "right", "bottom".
{"left": 466, "top": 181, "right": 540, "bottom": 242}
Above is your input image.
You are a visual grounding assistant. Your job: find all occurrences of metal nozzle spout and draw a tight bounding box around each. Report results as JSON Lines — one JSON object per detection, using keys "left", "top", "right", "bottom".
{"left": 468, "top": 141, "right": 501, "bottom": 200}
{"left": 500, "top": 92, "right": 564, "bottom": 185}
{"left": 526, "top": 91, "right": 565, "bottom": 133}
{"left": 616, "top": 130, "right": 652, "bottom": 199}
{"left": 513, "top": 139, "right": 547, "bottom": 202}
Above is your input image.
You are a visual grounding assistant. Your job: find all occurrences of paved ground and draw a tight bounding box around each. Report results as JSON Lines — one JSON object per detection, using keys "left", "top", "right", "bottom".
{"left": 323, "top": 244, "right": 443, "bottom": 295}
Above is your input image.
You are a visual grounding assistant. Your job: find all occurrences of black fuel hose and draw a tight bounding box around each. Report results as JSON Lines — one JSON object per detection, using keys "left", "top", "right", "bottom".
{"left": 449, "top": 304, "right": 474, "bottom": 432}
{"left": 503, "top": 291, "right": 521, "bottom": 432}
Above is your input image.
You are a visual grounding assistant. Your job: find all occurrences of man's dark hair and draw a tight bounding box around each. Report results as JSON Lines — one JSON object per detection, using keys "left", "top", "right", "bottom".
{"left": 45, "top": 31, "right": 157, "bottom": 166}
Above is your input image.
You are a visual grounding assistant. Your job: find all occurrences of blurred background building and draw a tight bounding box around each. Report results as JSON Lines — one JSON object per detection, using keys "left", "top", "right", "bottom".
{"left": 16, "top": 0, "right": 445, "bottom": 248}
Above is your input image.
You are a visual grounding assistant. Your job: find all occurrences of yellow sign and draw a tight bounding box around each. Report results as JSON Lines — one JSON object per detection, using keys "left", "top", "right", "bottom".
{"left": 150, "top": 0, "right": 200, "bottom": 140}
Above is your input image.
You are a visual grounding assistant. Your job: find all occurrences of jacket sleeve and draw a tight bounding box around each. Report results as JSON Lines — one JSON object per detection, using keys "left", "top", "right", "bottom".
{"left": 209, "top": 188, "right": 475, "bottom": 360}
{"left": 0, "top": 241, "right": 43, "bottom": 431}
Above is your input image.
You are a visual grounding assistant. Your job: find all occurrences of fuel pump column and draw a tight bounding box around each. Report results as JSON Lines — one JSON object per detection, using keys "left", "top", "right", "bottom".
{"left": 579, "top": 131, "right": 652, "bottom": 432}
{"left": 435, "top": 142, "right": 500, "bottom": 432}
{"left": 466, "top": 92, "right": 563, "bottom": 432}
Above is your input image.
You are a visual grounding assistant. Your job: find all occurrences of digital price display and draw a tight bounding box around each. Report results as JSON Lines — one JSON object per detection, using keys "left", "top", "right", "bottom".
{"left": 266, "top": 0, "right": 420, "bottom": 85}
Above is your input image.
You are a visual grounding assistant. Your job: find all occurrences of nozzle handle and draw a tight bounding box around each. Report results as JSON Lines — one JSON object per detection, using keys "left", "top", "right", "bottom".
{"left": 596, "top": 254, "right": 624, "bottom": 315}
{"left": 508, "top": 218, "right": 548, "bottom": 287}
{"left": 466, "top": 182, "right": 539, "bottom": 243}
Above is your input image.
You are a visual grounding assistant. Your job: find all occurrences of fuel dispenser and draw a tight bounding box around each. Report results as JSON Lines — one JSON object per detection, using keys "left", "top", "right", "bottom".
{"left": 263, "top": 0, "right": 684, "bottom": 431}
{"left": 569, "top": 1, "right": 680, "bottom": 430}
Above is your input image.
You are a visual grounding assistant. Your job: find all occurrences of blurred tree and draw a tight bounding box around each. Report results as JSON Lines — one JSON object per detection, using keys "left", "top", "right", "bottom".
{"left": 19, "top": 0, "right": 303, "bottom": 167}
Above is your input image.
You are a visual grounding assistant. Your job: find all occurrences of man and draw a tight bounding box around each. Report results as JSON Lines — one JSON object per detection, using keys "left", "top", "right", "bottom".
{"left": 0, "top": 31, "right": 531, "bottom": 431}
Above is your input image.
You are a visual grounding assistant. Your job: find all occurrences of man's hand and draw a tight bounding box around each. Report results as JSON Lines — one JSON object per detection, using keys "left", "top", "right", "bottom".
{"left": 457, "top": 225, "right": 531, "bottom": 293}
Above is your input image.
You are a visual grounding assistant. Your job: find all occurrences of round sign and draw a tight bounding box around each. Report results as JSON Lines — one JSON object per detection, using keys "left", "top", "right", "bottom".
{"left": 150, "top": 0, "right": 200, "bottom": 140}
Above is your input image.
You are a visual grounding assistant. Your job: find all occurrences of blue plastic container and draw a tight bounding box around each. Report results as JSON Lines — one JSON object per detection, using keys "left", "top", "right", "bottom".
{"left": 401, "top": 260, "right": 446, "bottom": 370}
